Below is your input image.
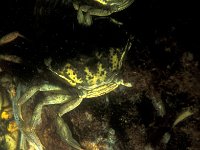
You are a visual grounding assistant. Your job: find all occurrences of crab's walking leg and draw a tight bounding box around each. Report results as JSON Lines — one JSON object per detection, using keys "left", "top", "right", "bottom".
{"left": 31, "top": 92, "right": 84, "bottom": 149}
{"left": 58, "top": 97, "right": 83, "bottom": 116}
{"left": 17, "top": 82, "right": 84, "bottom": 149}
{"left": 30, "top": 93, "right": 72, "bottom": 129}
{"left": 74, "top": 3, "right": 93, "bottom": 26}
{"left": 55, "top": 97, "right": 84, "bottom": 150}
{"left": 17, "top": 83, "right": 62, "bottom": 120}
{"left": 13, "top": 83, "right": 44, "bottom": 150}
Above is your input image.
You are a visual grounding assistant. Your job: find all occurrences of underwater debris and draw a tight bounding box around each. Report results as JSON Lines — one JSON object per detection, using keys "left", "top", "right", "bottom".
{"left": 160, "top": 132, "right": 171, "bottom": 145}
{"left": 0, "top": 55, "right": 22, "bottom": 64}
{"left": 4, "top": 133, "right": 18, "bottom": 150}
{"left": 0, "top": 91, "right": 18, "bottom": 150}
{"left": 0, "top": 31, "right": 26, "bottom": 46}
{"left": 173, "top": 108, "right": 194, "bottom": 128}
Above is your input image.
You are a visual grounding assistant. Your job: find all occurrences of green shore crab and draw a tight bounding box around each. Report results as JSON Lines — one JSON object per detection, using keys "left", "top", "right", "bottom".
{"left": 73, "top": 0, "right": 135, "bottom": 26}
{"left": 13, "top": 36, "right": 133, "bottom": 150}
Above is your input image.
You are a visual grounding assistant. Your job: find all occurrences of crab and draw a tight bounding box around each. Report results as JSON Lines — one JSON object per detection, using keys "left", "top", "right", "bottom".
{"left": 72, "top": 0, "right": 135, "bottom": 26}
{"left": 12, "top": 36, "right": 133, "bottom": 150}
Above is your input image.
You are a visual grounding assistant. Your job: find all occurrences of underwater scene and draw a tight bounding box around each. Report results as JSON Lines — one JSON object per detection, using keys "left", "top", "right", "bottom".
{"left": 0, "top": 0, "right": 200, "bottom": 150}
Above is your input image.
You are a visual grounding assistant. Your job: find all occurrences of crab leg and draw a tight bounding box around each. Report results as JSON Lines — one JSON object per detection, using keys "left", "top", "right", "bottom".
{"left": 17, "top": 83, "right": 62, "bottom": 120}
{"left": 30, "top": 93, "right": 73, "bottom": 129}
{"left": 14, "top": 83, "right": 64, "bottom": 149}
{"left": 12, "top": 83, "right": 44, "bottom": 150}
{"left": 55, "top": 97, "right": 84, "bottom": 150}
{"left": 55, "top": 114, "right": 83, "bottom": 150}
{"left": 31, "top": 93, "right": 84, "bottom": 149}
{"left": 58, "top": 97, "right": 83, "bottom": 116}
{"left": 16, "top": 82, "right": 84, "bottom": 149}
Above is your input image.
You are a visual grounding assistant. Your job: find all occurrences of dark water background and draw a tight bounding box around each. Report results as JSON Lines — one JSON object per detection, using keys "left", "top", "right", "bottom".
{"left": 1, "top": 0, "right": 199, "bottom": 60}
{"left": 1, "top": 0, "right": 200, "bottom": 149}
